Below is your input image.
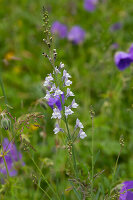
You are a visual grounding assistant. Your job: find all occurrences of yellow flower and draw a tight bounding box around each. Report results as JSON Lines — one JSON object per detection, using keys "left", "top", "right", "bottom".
{"left": 30, "top": 124, "right": 39, "bottom": 131}
{"left": 4, "top": 51, "right": 15, "bottom": 61}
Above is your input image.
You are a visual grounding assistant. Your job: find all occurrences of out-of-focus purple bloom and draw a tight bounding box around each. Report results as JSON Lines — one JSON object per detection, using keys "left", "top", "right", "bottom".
{"left": 119, "top": 181, "right": 133, "bottom": 200}
{"left": 114, "top": 51, "right": 133, "bottom": 70}
{"left": 51, "top": 21, "right": 68, "bottom": 38}
{"left": 68, "top": 26, "right": 85, "bottom": 44}
{"left": 84, "top": 0, "right": 98, "bottom": 12}
{"left": 0, "top": 138, "right": 24, "bottom": 177}
{"left": 48, "top": 94, "right": 64, "bottom": 111}
{"left": 110, "top": 22, "right": 122, "bottom": 32}
{"left": 129, "top": 43, "right": 133, "bottom": 58}
{"left": 111, "top": 43, "right": 119, "bottom": 50}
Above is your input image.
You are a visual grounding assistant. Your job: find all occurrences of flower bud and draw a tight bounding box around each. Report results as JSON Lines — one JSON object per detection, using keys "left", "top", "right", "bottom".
{"left": 1, "top": 116, "right": 11, "bottom": 130}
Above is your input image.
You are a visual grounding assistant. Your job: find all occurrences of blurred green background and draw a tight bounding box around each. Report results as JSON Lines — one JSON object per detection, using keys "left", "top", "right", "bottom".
{"left": 1, "top": 0, "right": 133, "bottom": 199}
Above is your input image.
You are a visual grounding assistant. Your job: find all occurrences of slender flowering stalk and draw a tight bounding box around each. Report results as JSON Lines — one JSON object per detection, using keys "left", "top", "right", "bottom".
{"left": 42, "top": 9, "right": 87, "bottom": 198}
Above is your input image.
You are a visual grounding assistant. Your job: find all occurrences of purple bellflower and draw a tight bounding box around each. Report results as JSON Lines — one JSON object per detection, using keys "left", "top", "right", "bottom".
{"left": 51, "top": 21, "right": 68, "bottom": 38}
{"left": 114, "top": 52, "right": 133, "bottom": 70}
{"left": 0, "top": 138, "right": 24, "bottom": 177}
{"left": 119, "top": 181, "right": 133, "bottom": 200}
{"left": 68, "top": 26, "right": 85, "bottom": 44}
{"left": 115, "top": 44, "right": 133, "bottom": 70}
{"left": 84, "top": 0, "right": 98, "bottom": 12}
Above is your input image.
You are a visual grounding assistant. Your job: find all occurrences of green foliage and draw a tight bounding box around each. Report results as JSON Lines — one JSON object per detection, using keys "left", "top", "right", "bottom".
{"left": 0, "top": 0, "right": 133, "bottom": 199}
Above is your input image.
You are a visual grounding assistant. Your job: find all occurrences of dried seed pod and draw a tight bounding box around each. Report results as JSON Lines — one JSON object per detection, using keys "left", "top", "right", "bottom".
{"left": 1, "top": 115, "right": 11, "bottom": 130}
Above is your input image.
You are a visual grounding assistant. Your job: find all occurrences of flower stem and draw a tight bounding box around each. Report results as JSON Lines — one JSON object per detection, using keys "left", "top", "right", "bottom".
{"left": 64, "top": 116, "right": 78, "bottom": 178}
{"left": 90, "top": 108, "right": 95, "bottom": 200}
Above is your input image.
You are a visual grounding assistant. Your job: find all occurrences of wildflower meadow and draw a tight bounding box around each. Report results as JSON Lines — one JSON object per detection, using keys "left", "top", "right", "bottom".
{"left": 0, "top": 0, "right": 133, "bottom": 199}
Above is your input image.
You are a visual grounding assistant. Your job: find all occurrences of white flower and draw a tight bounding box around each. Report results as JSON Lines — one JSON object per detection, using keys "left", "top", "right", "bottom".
{"left": 43, "top": 73, "right": 54, "bottom": 87}
{"left": 54, "top": 125, "right": 60, "bottom": 134}
{"left": 63, "top": 70, "right": 71, "bottom": 79}
{"left": 71, "top": 99, "right": 78, "bottom": 108}
{"left": 53, "top": 124, "right": 64, "bottom": 134}
{"left": 50, "top": 84, "right": 56, "bottom": 92}
{"left": 54, "top": 88, "right": 63, "bottom": 96}
{"left": 54, "top": 66, "right": 60, "bottom": 74}
{"left": 44, "top": 91, "right": 51, "bottom": 100}
{"left": 66, "top": 88, "right": 75, "bottom": 97}
{"left": 65, "top": 78, "right": 72, "bottom": 86}
{"left": 51, "top": 108, "right": 61, "bottom": 119}
{"left": 60, "top": 62, "right": 64, "bottom": 68}
{"left": 65, "top": 106, "right": 74, "bottom": 117}
{"left": 79, "top": 129, "right": 87, "bottom": 139}
{"left": 45, "top": 73, "right": 53, "bottom": 82}
{"left": 75, "top": 118, "right": 84, "bottom": 129}
{"left": 43, "top": 80, "right": 50, "bottom": 87}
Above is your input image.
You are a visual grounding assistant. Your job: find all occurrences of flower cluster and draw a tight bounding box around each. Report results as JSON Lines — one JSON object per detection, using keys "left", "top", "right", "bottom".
{"left": 51, "top": 0, "right": 101, "bottom": 44}
{"left": 43, "top": 61, "right": 87, "bottom": 139}
{"left": 119, "top": 181, "right": 133, "bottom": 200}
{"left": 0, "top": 138, "right": 24, "bottom": 177}
{"left": 114, "top": 44, "right": 133, "bottom": 70}
{"left": 51, "top": 22, "right": 86, "bottom": 44}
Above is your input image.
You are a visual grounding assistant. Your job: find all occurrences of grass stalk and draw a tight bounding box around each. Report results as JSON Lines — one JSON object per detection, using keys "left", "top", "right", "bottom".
{"left": 29, "top": 153, "right": 60, "bottom": 200}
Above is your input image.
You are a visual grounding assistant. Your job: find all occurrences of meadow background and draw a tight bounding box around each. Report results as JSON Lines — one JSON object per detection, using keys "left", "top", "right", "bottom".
{"left": 0, "top": 0, "right": 133, "bottom": 199}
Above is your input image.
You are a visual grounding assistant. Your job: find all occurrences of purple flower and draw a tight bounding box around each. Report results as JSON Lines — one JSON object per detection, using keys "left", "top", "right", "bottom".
{"left": 119, "top": 181, "right": 133, "bottom": 200}
{"left": 110, "top": 22, "right": 122, "bottom": 32}
{"left": 51, "top": 21, "right": 68, "bottom": 38}
{"left": 84, "top": 0, "right": 98, "bottom": 12}
{"left": 0, "top": 138, "right": 24, "bottom": 177}
{"left": 68, "top": 26, "right": 85, "bottom": 44}
{"left": 48, "top": 94, "right": 64, "bottom": 111}
{"left": 114, "top": 51, "right": 133, "bottom": 70}
{"left": 129, "top": 43, "right": 133, "bottom": 58}
{"left": 111, "top": 43, "right": 119, "bottom": 50}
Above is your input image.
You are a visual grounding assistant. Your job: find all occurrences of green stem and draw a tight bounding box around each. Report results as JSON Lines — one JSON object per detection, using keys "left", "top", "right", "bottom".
{"left": 91, "top": 116, "right": 94, "bottom": 199}
{"left": 3, "top": 154, "right": 10, "bottom": 178}
{"left": 0, "top": 70, "right": 8, "bottom": 106}
{"left": 109, "top": 146, "right": 122, "bottom": 199}
{"left": 36, "top": 182, "right": 52, "bottom": 200}
{"left": 29, "top": 153, "right": 60, "bottom": 200}
{"left": 64, "top": 116, "right": 78, "bottom": 178}
{"left": 1, "top": 134, "right": 10, "bottom": 178}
